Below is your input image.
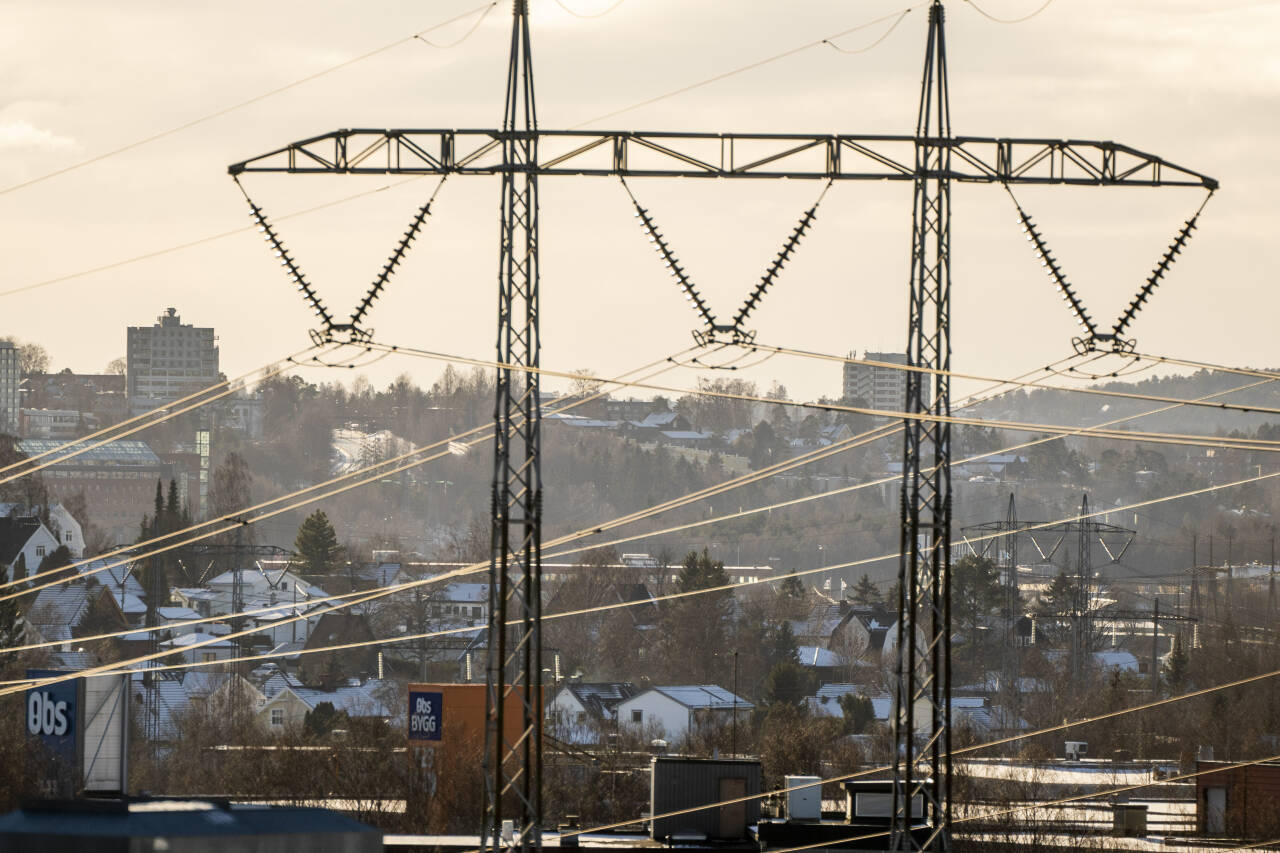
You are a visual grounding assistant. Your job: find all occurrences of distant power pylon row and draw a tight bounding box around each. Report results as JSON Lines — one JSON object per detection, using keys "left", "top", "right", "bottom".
{"left": 962, "top": 494, "right": 1136, "bottom": 686}
{"left": 227, "top": 1, "right": 1217, "bottom": 849}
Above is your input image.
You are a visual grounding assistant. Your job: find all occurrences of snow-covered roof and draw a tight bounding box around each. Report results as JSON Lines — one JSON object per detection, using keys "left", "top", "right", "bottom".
{"left": 109, "top": 589, "right": 147, "bottom": 615}
{"left": 272, "top": 680, "right": 395, "bottom": 718}
{"left": 162, "top": 632, "right": 234, "bottom": 649}
{"left": 1094, "top": 650, "right": 1139, "bottom": 671}
{"left": 440, "top": 582, "right": 487, "bottom": 603}
{"left": 79, "top": 559, "right": 145, "bottom": 597}
{"left": 644, "top": 685, "right": 753, "bottom": 710}
{"left": 796, "top": 645, "right": 847, "bottom": 668}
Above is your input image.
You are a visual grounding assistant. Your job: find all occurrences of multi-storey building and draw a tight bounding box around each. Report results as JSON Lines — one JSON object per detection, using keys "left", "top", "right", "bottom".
{"left": 0, "top": 342, "right": 18, "bottom": 434}
{"left": 126, "top": 308, "right": 219, "bottom": 414}
{"left": 20, "top": 438, "right": 187, "bottom": 545}
{"left": 842, "top": 350, "right": 929, "bottom": 414}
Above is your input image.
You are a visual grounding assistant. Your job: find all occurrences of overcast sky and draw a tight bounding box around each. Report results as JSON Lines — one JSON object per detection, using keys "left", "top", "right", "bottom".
{"left": 2, "top": 0, "right": 1277, "bottom": 406}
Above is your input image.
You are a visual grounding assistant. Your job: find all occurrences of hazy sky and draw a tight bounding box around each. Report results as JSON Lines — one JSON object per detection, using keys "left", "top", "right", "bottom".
{"left": 2, "top": 0, "right": 1277, "bottom": 405}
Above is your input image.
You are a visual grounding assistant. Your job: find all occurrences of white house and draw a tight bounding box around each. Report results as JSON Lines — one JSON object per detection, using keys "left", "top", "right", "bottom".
{"left": 205, "top": 567, "right": 326, "bottom": 615}
{"left": 160, "top": 631, "right": 236, "bottom": 665}
{"left": 616, "top": 685, "right": 752, "bottom": 744}
{"left": 0, "top": 515, "right": 61, "bottom": 580}
{"left": 428, "top": 582, "right": 488, "bottom": 624}
{"left": 547, "top": 682, "right": 638, "bottom": 745}
{"left": 258, "top": 680, "right": 395, "bottom": 731}
{"left": 0, "top": 502, "right": 82, "bottom": 558}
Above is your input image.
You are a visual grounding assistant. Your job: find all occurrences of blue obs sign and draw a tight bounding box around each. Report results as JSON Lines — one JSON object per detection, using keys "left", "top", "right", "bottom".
{"left": 25, "top": 671, "right": 78, "bottom": 770}
{"left": 408, "top": 691, "right": 442, "bottom": 742}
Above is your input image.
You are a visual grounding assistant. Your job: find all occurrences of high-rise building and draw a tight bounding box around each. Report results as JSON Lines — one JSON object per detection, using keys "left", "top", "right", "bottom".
{"left": 0, "top": 342, "right": 18, "bottom": 434}
{"left": 126, "top": 308, "right": 219, "bottom": 414}
{"left": 842, "top": 350, "right": 928, "bottom": 414}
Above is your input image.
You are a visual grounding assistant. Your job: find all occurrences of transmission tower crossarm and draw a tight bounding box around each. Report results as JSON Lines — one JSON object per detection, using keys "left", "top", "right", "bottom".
{"left": 228, "top": 130, "right": 1216, "bottom": 188}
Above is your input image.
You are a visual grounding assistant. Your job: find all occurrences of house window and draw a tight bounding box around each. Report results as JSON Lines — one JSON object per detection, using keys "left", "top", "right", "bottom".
{"left": 631, "top": 710, "right": 643, "bottom": 724}
{"left": 201, "top": 652, "right": 216, "bottom": 663}
{"left": 472, "top": 606, "right": 481, "bottom": 618}
{"left": 35, "top": 546, "right": 46, "bottom": 558}
{"left": 270, "top": 708, "right": 284, "bottom": 727}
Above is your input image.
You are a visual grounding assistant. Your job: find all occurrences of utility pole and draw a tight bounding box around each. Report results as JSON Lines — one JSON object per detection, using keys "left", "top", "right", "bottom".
{"left": 1150, "top": 597, "right": 1160, "bottom": 696}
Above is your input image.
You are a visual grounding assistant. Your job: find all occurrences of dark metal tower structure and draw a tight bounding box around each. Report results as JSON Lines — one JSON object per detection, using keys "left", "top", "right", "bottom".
{"left": 227, "top": 3, "right": 1216, "bottom": 847}
{"left": 482, "top": 2, "right": 544, "bottom": 851}
{"left": 892, "top": 3, "right": 953, "bottom": 847}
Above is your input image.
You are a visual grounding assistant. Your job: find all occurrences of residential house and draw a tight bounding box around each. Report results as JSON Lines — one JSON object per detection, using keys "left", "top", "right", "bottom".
{"left": 160, "top": 631, "right": 236, "bottom": 666}
{"left": 428, "top": 582, "right": 488, "bottom": 624}
{"left": 0, "top": 502, "right": 83, "bottom": 558}
{"left": 23, "top": 581, "right": 128, "bottom": 648}
{"left": 131, "top": 671, "right": 264, "bottom": 742}
{"left": 258, "top": 679, "right": 395, "bottom": 731}
{"left": 617, "top": 685, "right": 753, "bottom": 744}
{"left": 204, "top": 567, "right": 325, "bottom": 616}
{"left": 547, "top": 682, "right": 638, "bottom": 745}
{"left": 0, "top": 515, "right": 61, "bottom": 582}
{"left": 298, "top": 612, "right": 378, "bottom": 686}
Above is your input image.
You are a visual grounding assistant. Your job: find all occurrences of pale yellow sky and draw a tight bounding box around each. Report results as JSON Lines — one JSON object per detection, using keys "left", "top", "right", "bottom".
{"left": 1, "top": 0, "right": 1277, "bottom": 404}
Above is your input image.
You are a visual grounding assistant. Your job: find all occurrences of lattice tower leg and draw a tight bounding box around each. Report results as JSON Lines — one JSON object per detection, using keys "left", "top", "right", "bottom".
{"left": 891, "top": 2, "right": 953, "bottom": 849}
{"left": 482, "top": 2, "right": 543, "bottom": 851}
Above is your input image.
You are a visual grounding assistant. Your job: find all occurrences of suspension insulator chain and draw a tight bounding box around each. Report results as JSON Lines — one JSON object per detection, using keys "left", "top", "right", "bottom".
{"left": 625, "top": 186, "right": 718, "bottom": 331}
{"left": 731, "top": 184, "right": 829, "bottom": 330}
{"left": 238, "top": 183, "right": 334, "bottom": 331}
{"left": 350, "top": 177, "right": 448, "bottom": 330}
{"left": 1112, "top": 190, "right": 1213, "bottom": 340}
{"left": 1013, "top": 201, "right": 1097, "bottom": 338}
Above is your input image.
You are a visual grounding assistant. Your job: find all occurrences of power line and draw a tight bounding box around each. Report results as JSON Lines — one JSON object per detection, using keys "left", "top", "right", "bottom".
{"left": 759, "top": 342, "right": 1280, "bottom": 418}
{"left": 366, "top": 340, "right": 1280, "bottom": 454}
{"left": 0, "top": 175, "right": 429, "bottom": 299}
{"left": 0, "top": 343, "right": 332, "bottom": 487}
{"left": 0, "top": 344, "right": 320, "bottom": 477}
{"left": 13, "top": 347, "right": 1279, "bottom": 675}
{"left": 22, "top": 342, "right": 1272, "bottom": 648}
{"left": 569, "top": 6, "right": 917, "bottom": 128}
{"left": 0, "top": 3, "right": 498, "bottom": 198}
{"left": 551, "top": 0, "right": 627, "bottom": 20}
{"left": 0, "top": 348, "right": 1053, "bottom": 655}
{"left": 0, "top": 348, "right": 691, "bottom": 600}
{"left": 33, "top": 443, "right": 1280, "bottom": 696}
{"left": 823, "top": 8, "right": 914, "bottom": 54}
{"left": 963, "top": 0, "right": 1056, "bottom": 25}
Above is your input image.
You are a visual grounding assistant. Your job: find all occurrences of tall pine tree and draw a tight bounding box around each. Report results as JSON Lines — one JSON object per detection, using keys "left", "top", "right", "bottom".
{"left": 294, "top": 510, "right": 342, "bottom": 577}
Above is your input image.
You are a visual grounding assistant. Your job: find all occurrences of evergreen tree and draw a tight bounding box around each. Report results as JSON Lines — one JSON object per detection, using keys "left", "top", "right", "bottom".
{"left": 761, "top": 660, "right": 818, "bottom": 708}
{"left": 851, "top": 574, "right": 881, "bottom": 608}
{"left": 11, "top": 553, "right": 25, "bottom": 586}
{"left": 294, "top": 510, "right": 342, "bottom": 576}
{"left": 953, "top": 554, "right": 1004, "bottom": 641}
{"left": 654, "top": 549, "right": 733, "bottom": 684}
{"left": 1164, "top": 633, "right": 1189, "bottom": 691}
{"left": 838, "top": 693, "right": 875, "bottom": 734}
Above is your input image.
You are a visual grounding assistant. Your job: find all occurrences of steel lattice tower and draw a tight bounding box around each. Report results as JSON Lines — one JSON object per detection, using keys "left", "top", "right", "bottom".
{"left": 226, "top": 1, "right": 1216, "bottom": 843}
{"left": 482, "top": 2, "right": 544, "bottom": 851}
{"left": 891, "top": 2, "right": 953, "bottom": 849}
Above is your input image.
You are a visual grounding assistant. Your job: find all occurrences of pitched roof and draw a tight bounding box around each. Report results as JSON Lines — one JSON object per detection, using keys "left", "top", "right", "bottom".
{"left": 796, "top": 645, "right": 848, "bottom": 668}
{"left": 25, "top": 583, "right": 103, "bottom": 641}
{"left": 0, "top": 516, "right": 42, "bottom": 566}
{"left": 274, "top": 681, "right": 394, "bottom": 718}
{"left": 646, "top": 685, "right": 753, "bottom": 710}
{"left": 564, "top": 682, "right": 638, "bottom": 718}
{"left": 78, "top": 559, "right": 146, "bottom": 598}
